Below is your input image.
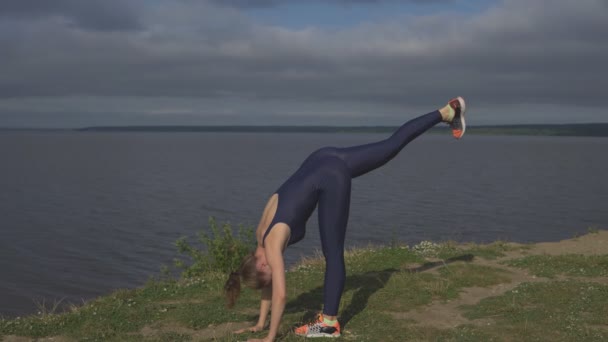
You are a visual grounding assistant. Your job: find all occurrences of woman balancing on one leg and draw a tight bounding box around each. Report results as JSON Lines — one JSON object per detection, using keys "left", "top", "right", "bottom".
{"left": 225, "top": 97, "right": 467, "bottom": 341}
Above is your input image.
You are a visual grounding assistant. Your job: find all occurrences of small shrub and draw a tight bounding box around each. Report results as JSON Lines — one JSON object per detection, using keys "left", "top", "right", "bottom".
{"left": 174, "top": 217, "right": 255, "bottom": 277}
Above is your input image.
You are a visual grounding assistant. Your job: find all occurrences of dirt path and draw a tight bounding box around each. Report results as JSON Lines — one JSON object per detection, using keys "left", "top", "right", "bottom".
{"left": 388, "top": 231, "right": 608, "bottom": 328}
{"left": 138, "top": 321, "right": 250, "bottom": 341}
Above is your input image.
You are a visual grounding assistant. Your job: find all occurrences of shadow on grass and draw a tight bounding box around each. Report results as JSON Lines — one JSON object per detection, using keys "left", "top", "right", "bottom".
{"left": 407, "top": 254, "right": 474, "bottom": 273}
{"left": 285, "top": 254, "right": 474, "bottom": 330}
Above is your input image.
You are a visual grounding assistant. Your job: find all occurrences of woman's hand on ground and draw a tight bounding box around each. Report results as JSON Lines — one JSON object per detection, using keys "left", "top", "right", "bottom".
{"left": 234, "top": 325, "right": 264, "bottom": 334}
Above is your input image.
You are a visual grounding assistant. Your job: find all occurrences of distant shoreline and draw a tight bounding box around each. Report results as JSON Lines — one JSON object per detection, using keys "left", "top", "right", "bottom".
{"left": 1, "top": 123, "right": 607, "bottom": 137}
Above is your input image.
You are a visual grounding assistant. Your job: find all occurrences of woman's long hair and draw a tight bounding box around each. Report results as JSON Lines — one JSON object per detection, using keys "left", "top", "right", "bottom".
{"left": 224, "top": 252, "right": 265, "bottom": 308}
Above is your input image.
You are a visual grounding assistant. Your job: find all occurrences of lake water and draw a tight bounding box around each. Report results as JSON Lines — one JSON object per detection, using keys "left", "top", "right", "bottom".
{"left": 1, "top": 131, "right": 607, "bottom": 317}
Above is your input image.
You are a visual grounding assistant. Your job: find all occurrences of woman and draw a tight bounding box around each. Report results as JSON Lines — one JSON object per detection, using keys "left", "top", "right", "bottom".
{"left": 225, "top": 97, "right": 467, "bottom": 341}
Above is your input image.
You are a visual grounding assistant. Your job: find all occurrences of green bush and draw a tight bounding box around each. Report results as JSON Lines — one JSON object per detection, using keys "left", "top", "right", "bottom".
{"left": 174, "top": 217, "right": 255, "bottom": 277}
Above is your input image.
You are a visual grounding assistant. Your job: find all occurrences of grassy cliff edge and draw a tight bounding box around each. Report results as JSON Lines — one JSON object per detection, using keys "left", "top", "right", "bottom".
{"left": 2, "top": 230, "right": 608, "bottom": 341}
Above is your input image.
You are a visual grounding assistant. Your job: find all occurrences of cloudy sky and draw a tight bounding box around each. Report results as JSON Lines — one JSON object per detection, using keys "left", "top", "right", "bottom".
{"left": 0, "top": 0, "right": 607, "bottom": 128}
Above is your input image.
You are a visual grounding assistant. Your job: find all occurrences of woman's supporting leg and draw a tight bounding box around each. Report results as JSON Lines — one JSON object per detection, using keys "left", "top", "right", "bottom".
{"left": 317, "top": 157, "right": 352, "bottom": 317}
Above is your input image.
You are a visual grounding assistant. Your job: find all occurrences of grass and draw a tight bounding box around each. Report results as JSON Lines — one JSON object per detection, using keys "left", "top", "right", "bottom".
{"left": 505, "top": 254, "right": 608, "bottom": 278}
{"left": 2, "top": 236, "right": 608, "bottom": 341}
{"left": 461, "top": 281, "right": 608, "bottom": 341}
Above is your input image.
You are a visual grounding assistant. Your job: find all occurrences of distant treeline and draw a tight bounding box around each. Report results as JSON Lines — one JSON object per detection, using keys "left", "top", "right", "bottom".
{"left": 77, "top": 123, "right": 608, "bottom": 137}
{"left": 467, "top": 123, "right": 608, "bottom": 137}
{"left": 78, "top": 125, "right": 401, "bottom": 133}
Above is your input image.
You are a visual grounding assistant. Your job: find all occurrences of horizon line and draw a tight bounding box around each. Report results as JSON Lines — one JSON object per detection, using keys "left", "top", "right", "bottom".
{"left": 1, "top": 122, "right": 608, "bottom": 131}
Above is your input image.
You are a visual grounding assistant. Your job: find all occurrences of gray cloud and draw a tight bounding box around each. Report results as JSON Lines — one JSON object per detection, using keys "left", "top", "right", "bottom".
{"left": 0, "top": 0, "right": 142, "bottom": 31}
{"left": 0, "top": 0, "right": 607, "bottom": 127}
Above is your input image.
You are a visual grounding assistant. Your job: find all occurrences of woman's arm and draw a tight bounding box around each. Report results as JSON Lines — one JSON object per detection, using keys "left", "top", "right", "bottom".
{"left": 234, "top": 285, "right": 272, "bottom": 334}
{"left": 259, "top": 224, "right": 290, "bottom": 341}
{"left": 265, "top": 245, "right": 287, "bottom": 340}
{"left": 256, "top": 285, "right": 272, "bottom": 328}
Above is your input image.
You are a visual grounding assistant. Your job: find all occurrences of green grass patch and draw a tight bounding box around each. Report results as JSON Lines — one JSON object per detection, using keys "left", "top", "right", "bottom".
{"left": 436, "top": 264, "right": 512, "bottom": 298}
{"left": 368, "top": 263, "right": 511, "bottom": 313}
{"left": 0, "top": 273, "right": 251, "bottom": 341}
{"left": 462, "top": 281, "right": 608, "bottom": 341}
{"left": 345, "top": 246, "right": 424, "bottom": 272}
{"left": 505, "top": 254, "right": 608, "bottom": 278}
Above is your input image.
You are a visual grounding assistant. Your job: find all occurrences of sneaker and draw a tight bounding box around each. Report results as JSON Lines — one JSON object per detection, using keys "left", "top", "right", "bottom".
{"left": 294, "top": 314, "right": 341, "bottom": 338}
{"left": 448, "top": 96, "right": 466, "bottom": 139}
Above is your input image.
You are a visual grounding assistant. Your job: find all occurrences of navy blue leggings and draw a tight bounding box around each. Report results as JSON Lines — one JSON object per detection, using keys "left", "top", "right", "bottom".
{"left": 264, "top": 111, "right": 442, "bottom": 316}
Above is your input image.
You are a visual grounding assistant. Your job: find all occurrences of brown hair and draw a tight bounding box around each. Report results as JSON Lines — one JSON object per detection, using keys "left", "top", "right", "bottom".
{"left": 224, "top": 252, "right": 265, "bottom": 308}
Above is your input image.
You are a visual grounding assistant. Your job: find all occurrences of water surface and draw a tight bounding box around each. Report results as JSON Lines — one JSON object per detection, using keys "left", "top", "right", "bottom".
{"left": 1, "top": 132, "right": 606, "bottom": 317}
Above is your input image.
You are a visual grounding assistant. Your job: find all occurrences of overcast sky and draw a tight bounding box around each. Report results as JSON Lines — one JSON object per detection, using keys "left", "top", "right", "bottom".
{"left": 1, "top": 0, "right": 607, "bottom": 128}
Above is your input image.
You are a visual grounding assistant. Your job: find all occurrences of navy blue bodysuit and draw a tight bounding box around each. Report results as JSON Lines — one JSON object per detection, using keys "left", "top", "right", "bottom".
{"left": 263, "top": 111, "right": 442, "bottom": 316}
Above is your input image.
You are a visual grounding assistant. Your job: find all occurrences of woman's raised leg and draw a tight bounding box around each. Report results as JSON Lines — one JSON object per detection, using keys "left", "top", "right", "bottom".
{"left": 304, "top": 97, "right": 466, "bottom": 178}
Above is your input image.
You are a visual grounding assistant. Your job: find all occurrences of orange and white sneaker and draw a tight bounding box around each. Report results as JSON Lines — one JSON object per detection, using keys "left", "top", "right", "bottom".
{"left": 448, "top": 96, "right": 466, "bottom": 139}
{"left": 294, "top": 314, "right": 341, "bottom": 338}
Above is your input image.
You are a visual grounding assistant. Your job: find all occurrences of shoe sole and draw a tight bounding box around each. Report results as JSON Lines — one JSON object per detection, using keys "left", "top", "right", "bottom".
{"left": 455, "top": 96, "right": 466, "bottom": 139}
{"left": 302, "top": 333, "right": 341, "bottom": 338}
